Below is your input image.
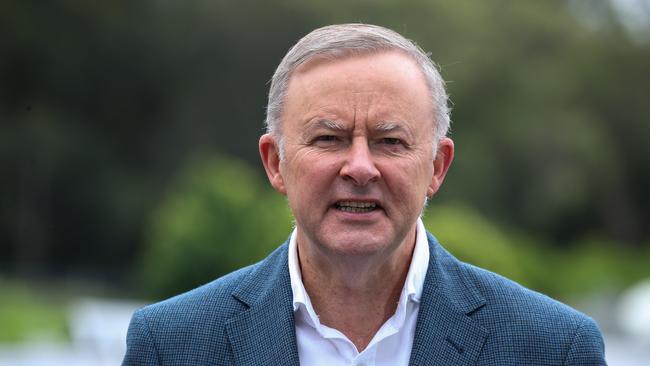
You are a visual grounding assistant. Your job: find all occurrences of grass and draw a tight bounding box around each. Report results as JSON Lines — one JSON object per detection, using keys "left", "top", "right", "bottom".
{"left": 0, "top": 279, "right": 69, "bottom": 343}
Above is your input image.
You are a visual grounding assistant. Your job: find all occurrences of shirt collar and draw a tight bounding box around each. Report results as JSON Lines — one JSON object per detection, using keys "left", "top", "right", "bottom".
{"left": 288, "top": 218, "right": 430, "bottom": 320}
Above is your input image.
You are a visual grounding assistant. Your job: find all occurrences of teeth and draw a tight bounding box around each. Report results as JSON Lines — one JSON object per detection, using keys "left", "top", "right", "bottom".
{"left": 339, "top": 206, "right": 373, "bottom": 213}
{"left": 337, "top": 201, "right": 376, "bottom": 208}
{"left": 336, "top": 201, "right": 377, "bottom": 212}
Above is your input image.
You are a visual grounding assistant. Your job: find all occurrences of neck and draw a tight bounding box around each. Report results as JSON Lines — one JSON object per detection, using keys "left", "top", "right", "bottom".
{"left": 297, "top": 229, "right": 416, "bottom": 351}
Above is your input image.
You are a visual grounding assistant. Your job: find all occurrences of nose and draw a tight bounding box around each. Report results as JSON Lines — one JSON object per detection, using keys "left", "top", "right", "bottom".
{"left": 339, "top": 138, "right": 380, "bottom": 186}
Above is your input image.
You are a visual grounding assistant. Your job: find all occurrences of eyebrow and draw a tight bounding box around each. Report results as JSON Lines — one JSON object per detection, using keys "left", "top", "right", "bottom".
{"left": 374, "top": 121, "right": 414, "bottom": 140}
{"left": 304, "top": 119, "right": 414, "bottom": 139}
{"left": 306, "top": 119, "right": 347, "bottom": 132}
{"left": 375, "top": 121, "right": 402, "bottom": 132}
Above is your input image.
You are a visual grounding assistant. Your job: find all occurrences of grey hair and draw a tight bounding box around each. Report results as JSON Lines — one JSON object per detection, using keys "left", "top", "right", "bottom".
{"left": 265, "top": 23, "right": 451, "bottom": 158}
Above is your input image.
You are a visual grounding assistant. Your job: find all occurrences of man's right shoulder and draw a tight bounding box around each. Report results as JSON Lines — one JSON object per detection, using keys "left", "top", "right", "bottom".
{"left": 136, "top": 262, "right": 256, "bottom": 321}
{"left": 137, "top": 237, "right": 292, "bottom": 319}
{"left": 123, "top": 242, "right": 291, "bottom": 365}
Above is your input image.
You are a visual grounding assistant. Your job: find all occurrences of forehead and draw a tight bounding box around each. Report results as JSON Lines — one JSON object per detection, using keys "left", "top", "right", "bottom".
{"left": 284, "top": 50, "right": 433, "bottom": 127}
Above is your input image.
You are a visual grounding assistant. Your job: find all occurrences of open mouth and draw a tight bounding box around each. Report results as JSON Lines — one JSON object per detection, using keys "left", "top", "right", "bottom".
{"left": 334, "top": 201, "right": 378, "bottom": 213}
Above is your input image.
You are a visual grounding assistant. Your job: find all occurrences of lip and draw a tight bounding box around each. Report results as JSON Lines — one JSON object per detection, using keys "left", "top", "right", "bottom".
{"left": 332, "top": 197, "right": 381, "bottom": 205}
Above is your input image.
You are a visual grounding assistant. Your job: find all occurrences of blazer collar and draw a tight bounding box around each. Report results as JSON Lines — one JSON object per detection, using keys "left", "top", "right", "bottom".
{"left": 409, "top": 232, "right": 489, "bottom": 365}
{"left": 225, "top": 233, "right": 489, "bottom": 366}
{"left": 225, "top": 243, "right": 300, "bottom": 366}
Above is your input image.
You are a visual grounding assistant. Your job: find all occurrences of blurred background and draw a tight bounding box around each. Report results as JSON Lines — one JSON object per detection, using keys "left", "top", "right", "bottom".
{"left": 1, "top": 0, "right": 649, "bottom": 364}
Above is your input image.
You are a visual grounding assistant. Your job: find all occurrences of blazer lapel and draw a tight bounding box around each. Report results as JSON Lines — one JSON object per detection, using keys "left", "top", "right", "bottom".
{"left": 225, "top": 244, "right": 300, "bottom": 366}
{"left": 409, "top": 233, "right": 489, "bottom": 366}
{"left": 224, "top": 235, "right": 489, "bottom": 365}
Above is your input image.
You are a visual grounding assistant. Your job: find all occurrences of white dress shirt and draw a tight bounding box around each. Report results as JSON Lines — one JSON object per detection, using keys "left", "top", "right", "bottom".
{"left": 288, "top": 218, "right": 430, "bottom": 366}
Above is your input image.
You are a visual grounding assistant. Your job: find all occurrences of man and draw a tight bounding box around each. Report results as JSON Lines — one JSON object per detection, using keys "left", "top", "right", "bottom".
{"left": 123, "top": 24, "right": 606, "bottom": 365}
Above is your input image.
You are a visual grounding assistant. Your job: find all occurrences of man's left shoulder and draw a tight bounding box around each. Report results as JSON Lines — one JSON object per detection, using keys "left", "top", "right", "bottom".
{"left": 460, "top": 259, "right": 596, "bottom": 328}
{"left": 428, "top": 233, "right": 598, "bottom": 328}
{"left": 427, "top": 235, "right": 606, "bottom": 364}
{"left": 459, "top": 260, "right": 606, "bottom": 363}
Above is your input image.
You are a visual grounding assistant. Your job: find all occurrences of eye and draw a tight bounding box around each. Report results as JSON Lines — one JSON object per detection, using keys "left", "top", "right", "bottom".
{"left": 381, "top": 137, "right": 403, "bottom": 145}
{"left": 311, "top": 135, "right": 342, "bottom": 147}
{"left": 316, "top": 135, "right": 338, "bottom": 142}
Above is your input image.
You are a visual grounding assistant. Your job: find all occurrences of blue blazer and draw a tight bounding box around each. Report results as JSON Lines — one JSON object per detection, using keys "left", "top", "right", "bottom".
{"left": 123, "top": 233, "right": 606, "bottom": 365}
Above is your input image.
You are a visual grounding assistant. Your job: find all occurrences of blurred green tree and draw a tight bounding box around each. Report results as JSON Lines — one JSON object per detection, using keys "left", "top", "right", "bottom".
{"left": 140, "top": 154, "right": 292, "bottom": 299}
{"left": 422, "top": 203, "right": 534, "bottom": 287}
{"left": 1, "top": 0, "right": 648, "bottom": 287}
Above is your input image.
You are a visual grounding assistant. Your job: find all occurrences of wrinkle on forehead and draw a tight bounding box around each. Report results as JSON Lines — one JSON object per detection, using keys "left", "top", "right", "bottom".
{"left": 283, "top": 51, "right": 435, "bottom": 141}
{"left": 292, "top": 88, "right": 425, "bottom": 129}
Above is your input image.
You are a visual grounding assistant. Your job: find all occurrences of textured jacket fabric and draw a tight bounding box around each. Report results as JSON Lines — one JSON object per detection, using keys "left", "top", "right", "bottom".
{"left": 123, "top": 233, "right": 606, "bottom": 365}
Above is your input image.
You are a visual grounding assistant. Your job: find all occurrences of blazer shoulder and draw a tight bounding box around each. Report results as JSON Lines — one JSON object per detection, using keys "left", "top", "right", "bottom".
{"left": 426, "top": 232, "right": 594, "bottom": 327}
{"left": 136, "top": 242, "right": 289, "bottom": 326}
{"left": 123, "top": 264, "right": 256, "bottom": 365}
{"left": 456, "top": 254, "right": 606, "bottom": 364}
{"left": 426, "top": 234, "right": 605, "bottom": 364}
{"left": 138, "top": 263, "right": 254, "bottom": 322}
{"left": 459, "top": 259, "right": 590, "bottom": 326}
{"left": 123, "top": 243, "right": 290, "bottom": 365}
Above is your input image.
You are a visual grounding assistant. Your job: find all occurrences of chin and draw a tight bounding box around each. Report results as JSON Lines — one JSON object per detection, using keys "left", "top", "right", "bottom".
{"left": 319, "top": 232, "right": 394, "bottom": 257}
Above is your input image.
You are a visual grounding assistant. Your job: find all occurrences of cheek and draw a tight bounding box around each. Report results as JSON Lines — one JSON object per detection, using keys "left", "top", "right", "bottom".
{"left": 282, "top": 157, "right": 336, "bottom": 198}
{"left": 380, "top": 161, "right": 432, "bottom": 198}
{"left": 299, "top": 151, "right": 343, "bottom": 177}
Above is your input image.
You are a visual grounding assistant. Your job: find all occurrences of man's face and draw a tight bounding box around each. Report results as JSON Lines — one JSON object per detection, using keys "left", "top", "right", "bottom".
{"left": 261, "top": 51, "right": 453, "bottom": 259}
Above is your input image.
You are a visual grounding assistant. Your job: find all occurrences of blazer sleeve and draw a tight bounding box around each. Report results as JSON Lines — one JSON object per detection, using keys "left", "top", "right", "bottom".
{"left": 563, "top": 316, "right": 607, "bottom": 366}
{"left": 122, "top": 309, "right": 161, "bottom": 366}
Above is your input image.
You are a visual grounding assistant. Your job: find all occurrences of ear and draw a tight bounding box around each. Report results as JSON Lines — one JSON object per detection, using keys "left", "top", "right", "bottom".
{"left": 259, "top": 133, "right": 287, "bottom": 195}
{"left": 427, "top": 137, "right": 454, "bottom": 198}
